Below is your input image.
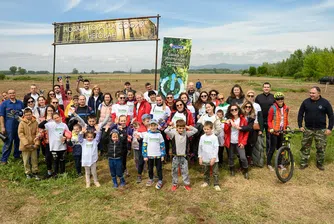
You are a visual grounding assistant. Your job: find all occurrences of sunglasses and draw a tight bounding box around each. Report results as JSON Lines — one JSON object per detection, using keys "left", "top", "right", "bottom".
{"left": 119, "top": 97, "right": 125, "bottom": 99}
{"left": 230, "top": 108, "right": 238, "bottom": 112}
{"left": 245, "top": 106, "right": 252, "bottom": 109}
{"left": 210, "top": 94, "right": 217, "bottom": 96}
{"left": 28, "top": 101, "right": 34, "bottom": 103}
{"left": 49, "top": 93, "right": 55, "bottom": 95}
{"left": 67, "top": 92, "right": 72, "bottom": 95}
{"left": 218, "top": 98, "right": 224, "bottom": 100}
{"left": 201, "top": 95, "right": 208, "bottom": 98}
{"left": 166, "top": 96, "right": 173, "bottom": 99}
{"left": 276, "top": 98, "right": 284, "bottom": 101}
{"left": 52, "top": 102, "right": 59, "bottom": 104}
{"left": 247, "top": 95, "right": 254, "bottom": 98}
{"left": 176, "top": 104, "right": 183, "bottom": 107}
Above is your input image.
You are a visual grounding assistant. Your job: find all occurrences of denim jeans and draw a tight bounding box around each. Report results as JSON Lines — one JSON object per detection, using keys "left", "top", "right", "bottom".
{"left": 108, "top": 158, "right": 123, "bottom": 178}
{"left": 1, "top": 130, "right": 21, "bottom": 162}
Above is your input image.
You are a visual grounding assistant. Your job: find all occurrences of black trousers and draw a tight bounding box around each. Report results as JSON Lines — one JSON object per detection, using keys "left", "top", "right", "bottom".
{"left": 52, "top": 150, "right": 66, "bottom": 174}
{"left": 45, "top": 144, "right": 53, "bottom": 171}
{"left": 148, "top": 158, "right": 163, "bottom": 181}
{"left": 267, "top": 133, "right": 283, "bottom": 166}
{"left": 73, "top": 155, "right": 82, "bottom": 174}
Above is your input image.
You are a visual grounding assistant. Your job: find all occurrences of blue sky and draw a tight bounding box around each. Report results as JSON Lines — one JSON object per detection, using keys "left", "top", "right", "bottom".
{"left": 0, "top": 0, "right": 334, "bottom": 72}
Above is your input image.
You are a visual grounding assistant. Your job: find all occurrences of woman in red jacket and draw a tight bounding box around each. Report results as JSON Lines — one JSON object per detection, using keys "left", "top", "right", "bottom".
{"left": 224, "top": 104, "right": 249, "bottom": 179}
{"left": 133, "top": 92, "right": 151, "bottom": 123}
{"left": 168, "top": 99, "right": 195, "bottom": 127}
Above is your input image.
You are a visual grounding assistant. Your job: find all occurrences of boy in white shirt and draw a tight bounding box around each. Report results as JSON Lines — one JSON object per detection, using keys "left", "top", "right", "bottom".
{"left": 142, "top": 119, "right": 166, "bottom": 190}
{"left": 198, "top": 121, "right": 221, "bottom": 191}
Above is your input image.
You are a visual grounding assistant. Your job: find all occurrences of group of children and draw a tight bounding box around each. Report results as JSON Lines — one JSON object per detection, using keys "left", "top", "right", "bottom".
{"left": 19, "top": 104, "right": 226, "bottom": 191}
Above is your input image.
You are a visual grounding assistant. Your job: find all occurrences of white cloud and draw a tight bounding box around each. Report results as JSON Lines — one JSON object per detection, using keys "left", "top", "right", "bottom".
{"left": 83, "top": 0, "right": 128, "bottom": 13}
{"left": 63, "top": 0, "right": 81, "bottom": 12}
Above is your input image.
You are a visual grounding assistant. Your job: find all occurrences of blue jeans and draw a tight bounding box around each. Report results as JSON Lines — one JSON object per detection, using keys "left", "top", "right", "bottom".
{"left": 1, "top": 130, "right": 21, "bottom": 162}
{"left": 108, "top": 158, "right": 123, "bottom": 178}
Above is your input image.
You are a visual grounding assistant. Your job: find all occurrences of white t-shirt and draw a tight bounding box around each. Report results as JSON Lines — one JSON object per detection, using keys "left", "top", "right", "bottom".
{"left": 253, "top": 102, "right": 262, "bottom": 123}
{"left": 151, "top": 105, "right": 171, "bottom": 122}
{"left": 31, "top": 93, "right": 39, "bottom": 109}
{"left": 198, "top": 103, "right": 206, "bottom": 116}
{"left": 112, "top": 104, "right": 131, "bottom": 118}
{"left": 56, "top": 93, "right": 63, "bottom": 105}
{"left": 45, "top": 121, "right": 69, "bottom": 152}
{"left": 143, "top": 132, "right": 164, "bottom": 157}
{"left": 198, "top": 133, "right": 219, "bottom": 163}
{"left": 79, "top": 88, "right": 92, "bottom": 105}
{"left": 171, "top": 111, "right": 187, "bottom": 124}
{"left": 144, "top": 90, "right": 158, "bottom": 101}
{"left": 231, "top": 118, "right": 240, "bottom": 144}
{"left": 81, "top": 138, "right": 99, "bottom": 167}
{"left": 127, "top": 101, "right": 135, "bottom": 119}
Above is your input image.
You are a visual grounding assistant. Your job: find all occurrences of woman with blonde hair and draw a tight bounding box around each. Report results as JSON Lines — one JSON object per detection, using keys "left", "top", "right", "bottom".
{"left": 88, "top": 85, "right": 104, "bottom": 115}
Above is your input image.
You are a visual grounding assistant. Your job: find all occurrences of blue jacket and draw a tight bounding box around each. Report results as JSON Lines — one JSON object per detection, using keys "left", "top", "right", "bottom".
{"left": 88, "top": 93, "right": 104, "bottom": 115}
{"left": 0, "top": 99, "right": 24, "bottom": 131}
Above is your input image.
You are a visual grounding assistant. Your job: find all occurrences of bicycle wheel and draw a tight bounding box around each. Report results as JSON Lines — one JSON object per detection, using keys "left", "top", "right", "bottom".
{"left": 275, "top": 146, "right": 294, "bottom": 183}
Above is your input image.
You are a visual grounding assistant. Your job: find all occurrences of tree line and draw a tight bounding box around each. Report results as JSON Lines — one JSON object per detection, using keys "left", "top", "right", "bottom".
{"left": 244, "top": 46, "right": 334, "bottom": 80}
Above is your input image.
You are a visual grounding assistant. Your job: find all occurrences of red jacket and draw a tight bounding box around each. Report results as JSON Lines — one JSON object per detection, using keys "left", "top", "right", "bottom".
{"left": 224, "top": 115, "right": 249, "bottom": 148}
{"left": 268, "top": 103, "right": 289, "bottom": 135}
{"left": 57, "top": 106, "right": 66, "bottom": 123}
{"left": 133, "top": 100, "right": 151, "bottom": 123}
{"left": 167, "top": 109, "right": 195, "bottom": 127}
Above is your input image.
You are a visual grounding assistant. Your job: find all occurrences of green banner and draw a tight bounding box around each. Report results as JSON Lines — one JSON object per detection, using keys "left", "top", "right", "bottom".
{"left": 159, "top": 37, "right": 192, "bottom": 99}
{"left": 54, "top": 18, "right": 157, "bottom": 45}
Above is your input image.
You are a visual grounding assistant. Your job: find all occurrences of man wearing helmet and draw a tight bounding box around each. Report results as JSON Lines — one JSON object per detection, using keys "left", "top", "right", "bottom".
{"left": 298, "top": 86, "right": 333, "bottom": 171}
{"left": 266, "top": 92, "right": 289, "bottom": 171}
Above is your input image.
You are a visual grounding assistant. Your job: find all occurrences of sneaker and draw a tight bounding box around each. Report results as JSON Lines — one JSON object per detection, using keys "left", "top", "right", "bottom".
{"left": 155, "top": 180, "right": 163, "bottom": 190}
{"left": 26, "top": 174, "right": 32, "bottom": 179}
{"left": 184, "top": 185, "right": 192, "bottom": 191}
{"left": 214, "top": 185, "right": 221, "bottom": 191}
{"left": 316, "top": 164, "right": 325, "bottom": 171}
{"left": 1, "top": 161, "right": 8, "bottom": 165}
{"left": 146, "top": 179, "right": 154, "bottom": 187}
{"left": 201, "top": 182, "right": 209, "bottom": 188}
{"left": 33, "top": 174, "right": 41, "bottom": 181}
{"left": 86, "top": 182, "right": 91, "bottom": 188}
{"left": 278, "top": 165, "right": 286, "bottom": 171}
{"left": 300, "top": 164, "right": 308, "bottom": 170}
{"left": 267, "top": 165, "right": 274, "bottom": 172}
{"left": 94, "top": 182, "right": 101, "bottom": 187}
{"left": 136, "top": 175, "right": 142, "bottom": 183}
{"left": 171, "top": 185, "right": 178, "bottom": 192}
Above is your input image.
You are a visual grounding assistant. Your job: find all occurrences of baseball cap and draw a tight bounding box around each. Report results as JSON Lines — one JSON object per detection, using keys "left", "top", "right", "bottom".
{"left": 149, "top": 119, "right": 159, "bottom": 125}
{"left": 141, "top": 114, "right": 151, "bottom": 121}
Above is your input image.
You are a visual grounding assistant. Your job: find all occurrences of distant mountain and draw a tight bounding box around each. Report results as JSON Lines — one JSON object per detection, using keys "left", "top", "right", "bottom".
{"left": 190, "top": 63, "right": 260, "bottom": 70}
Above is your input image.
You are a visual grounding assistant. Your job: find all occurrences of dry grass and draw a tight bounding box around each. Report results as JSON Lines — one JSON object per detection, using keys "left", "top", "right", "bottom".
{"left": 0, "top": 74, "right": 334, "bottom": 224}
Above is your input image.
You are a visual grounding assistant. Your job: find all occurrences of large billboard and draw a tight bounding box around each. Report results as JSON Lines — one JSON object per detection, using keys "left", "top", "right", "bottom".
{"left": 158, "top": 37, "right": 192, "bottom": 99}
{"left": 54, "top": 18, "right": 157, "bottom": 45}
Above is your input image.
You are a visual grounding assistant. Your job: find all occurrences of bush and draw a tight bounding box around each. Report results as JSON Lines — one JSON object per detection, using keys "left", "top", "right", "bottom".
{"left": 0, "top": 73, "right": 5, "bottom": 80}
{"left": 12, "top": 75, "right": 32, "bottom": 81}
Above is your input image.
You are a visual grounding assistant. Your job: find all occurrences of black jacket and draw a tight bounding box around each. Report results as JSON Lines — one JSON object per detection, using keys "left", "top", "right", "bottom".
{"left": 255, "top": 93, "right": 275, "bottom": 122}
{"left": 298, "top": 97, "right": 333, "bottom": 130}
{"left": 103, "top": 129, "right": 127, "bottom": 158}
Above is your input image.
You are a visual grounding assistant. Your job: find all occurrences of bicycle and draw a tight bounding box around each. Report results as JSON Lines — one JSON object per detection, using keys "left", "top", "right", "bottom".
{"left": 274, "top": 129, "right": 301, "bottom": 183}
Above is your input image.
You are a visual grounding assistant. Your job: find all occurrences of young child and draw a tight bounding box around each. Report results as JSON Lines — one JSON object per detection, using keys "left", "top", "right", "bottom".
{"left": 103, "top": 128, "right": 127, "bottom": 188}
{"left": 129, "top": 121, "right": 141, "bottom": 170}
{"left": 67, "top": 124, "right": 83, "bottom": 176}
{"left": 142, "top": 119, "right": 166, "bottom": 189}
{"left": 165, "top": 119, "right": 198, "bottom": 191}
{"left": 44, "top": 112, "right": 69, "bottom": 176}
{"left": 198, "top": 121, "right": 221, "bottom": 191}
{"left": 78, "top": 127, "right": 102, "bottom": 188}
{"left": 216, "top": 109, "right": 226, "bottom": 168}
{"left": 18, "top": 108, "right": 40, "bottom": 180}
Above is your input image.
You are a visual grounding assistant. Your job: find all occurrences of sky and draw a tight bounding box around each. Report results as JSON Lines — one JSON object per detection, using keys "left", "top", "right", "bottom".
{"left": 0, "top": 0, "right": 334, "bottom": 72}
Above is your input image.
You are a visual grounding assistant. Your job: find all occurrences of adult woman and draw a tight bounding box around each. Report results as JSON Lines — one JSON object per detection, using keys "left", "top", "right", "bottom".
{"left": 165, "top": 92, "right": 175, "bottom": 113}
{"left": 46, "top": 90, "right": 56, "bottom": 105}
{"left": 126, "top": 90, "right": 135, "bottom": 120}
{"left": 34, "top": 96, "right": 47, "bottom": 123}
{"left": 215, "top": 93, "right": 229, "bottom": 116}
{"left": 179, "top": 92, "right": 196, "bottom": 124}
{"left": 209, "top": 89, "right": 219, "bottom": 106}
{"left": 245, "top": 90, "right": 263, "bottom": 134}
{"left": 59, "top": 79, "right": 72, "bottom": 109}
{"left": 226, "top": 84, "right": 245, "bottom": 106}
{"left": 168, "top": 99, "right": 194, "bottom": 127}
{"left": 97, "top": 93, "right": 113, "bottom": 128}
{"left": 133, "top": 92, "right": 151, "bottom": 123}
{"left": 241, "top": 102, "right": 258, "bottom": 165}
{"left": 26, "top": 97, "right": 36, "bottom": 113}
{"left": 224, "top": 104, "right": 249, "bottom": 179}
{"left": 111, "top": 92, "right": 130, "bottom": 126}
{"left": 88, "top": 85, "right": 104, "bottom": 115}
{"left": 197, "top": 102, "right": 222, "bottom": 135}
{"left": 194, "top": 91, "right": 209, "bottom": 121}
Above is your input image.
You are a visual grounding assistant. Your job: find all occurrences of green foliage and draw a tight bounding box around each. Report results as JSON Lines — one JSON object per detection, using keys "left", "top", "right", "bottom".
{"left": 0, "top": 73, "right": 5, "bottom": 80}
{"left": 248, "top": 66, "right": 257, "bottom": 76}
{"left": 257, "top": 66, "right": 267, "bottom": 75}
{"left": 18, "top": 67, "right": 27, "bottom": 75}
{"left": 141, "top": 69, "right": 151, "bottom": 73}
{"left": 72, "top": 68, "right": 79, "bottom": 74}
{"left": 9, "top": 66, "right": 17, "bottom": 75}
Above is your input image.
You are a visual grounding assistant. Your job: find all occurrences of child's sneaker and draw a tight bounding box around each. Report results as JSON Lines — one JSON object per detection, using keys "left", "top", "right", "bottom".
{"left": 214, "top": 185, "right": 221, "bottom": 191}
{"left": 171, "top": 184, "right": 178, "bottom": 192}
{"left": 26, "top": 174, "right": 32, "bottom": 179}
{"left": 184, "top": 185, "right": 192, "bottom": 191}
{"left": 267, "top": 165, "right": 274, "bottom": 172}
{"left": 33, "top": 174, "right": 41, "bottom": 181}
{"left": 86, "top": 182, "right": 91, "bottom": 188}
{"left": 94, "top": 182, "right": 101, "bottom": 187}
{"left": 136, "top": 175, "right": 142, "bottom": 183}
{"left": 201, "top": 182, "right": 209, "bottom": 188}
{"left": 155, "top": 180, "right": 163, "bottom": 190}
{"left": 146, "top": 179, "right": 154, "bottom": 187}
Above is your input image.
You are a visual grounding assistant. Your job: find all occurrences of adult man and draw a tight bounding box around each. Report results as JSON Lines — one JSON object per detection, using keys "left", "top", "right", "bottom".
{"left": 148, "top": 90, "right": 157, "bottom": 106}
{"left": 196, "top": 79, "right": 202, "bottom": 91}
{"left": 255, "top": 82, "right": 275, "bottom": 155}
{"left": 53, "top": 85, "right": 64, "bottom": 110}
{"left": 0, "top": 89, "right": 24, "bottom": 164}
{"left": 123, "top": 81, "right": 136, "bottom": 96}
{"left": 76, "top": 79, "right": 92, "bottom": 105}
{"left": 298, "top": 86, "right": 333, "bottom": 170}
{"left": 73, "top": 95, "right": 94, "bottom": 124}
{"left": 143, "top": 82, "right": 157, "bottom": 102}
{"left": 23, "top": 84, "right": 39, "bottom": 108}
{"left": 187, "top": 82, "right": 200, "bottom": 104}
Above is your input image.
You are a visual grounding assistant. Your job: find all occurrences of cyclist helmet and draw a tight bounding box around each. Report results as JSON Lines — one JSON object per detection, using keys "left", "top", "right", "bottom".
{"left": 274, "top": 92, "right": 284, "bottom": 99}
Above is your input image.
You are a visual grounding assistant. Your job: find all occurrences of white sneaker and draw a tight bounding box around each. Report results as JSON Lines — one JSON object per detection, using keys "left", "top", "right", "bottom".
{"left": 201, "top": 182, "right": 209, "bottom": 188}
{"left": 214, "top": 185, "right": 221, "bottom": 191}
{"left": 278, "top": 165, "right": 286, "bottom": 171}
{"left": 267, "top": 165, "right": 274, "bottom": 172}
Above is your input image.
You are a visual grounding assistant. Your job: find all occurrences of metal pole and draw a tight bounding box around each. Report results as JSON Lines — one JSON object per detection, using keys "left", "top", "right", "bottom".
{"left": 154, "top": 14, "right": 160, "bottom": 90}
{"left": 52, "top": 44, "right": 56, "bottom": 88}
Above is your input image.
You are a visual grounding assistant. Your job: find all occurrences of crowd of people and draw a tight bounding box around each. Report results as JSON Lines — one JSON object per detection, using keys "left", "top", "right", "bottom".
{"left": 0, "top": 78, "right": 333, "bottom": 191}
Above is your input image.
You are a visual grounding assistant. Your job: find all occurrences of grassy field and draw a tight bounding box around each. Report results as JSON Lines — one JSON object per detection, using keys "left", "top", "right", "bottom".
{"left": 0, "top": 74, "right": 334, "bottom": 223}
